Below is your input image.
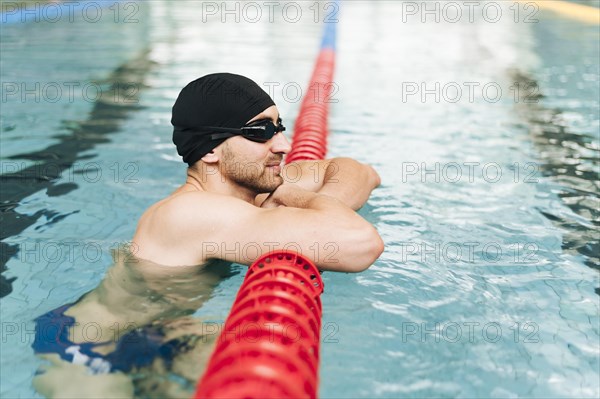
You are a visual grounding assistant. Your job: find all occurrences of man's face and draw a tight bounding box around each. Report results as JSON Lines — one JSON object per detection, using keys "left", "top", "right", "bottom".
{"left": 219, "top": 106, "right": 291, "bottom": 193}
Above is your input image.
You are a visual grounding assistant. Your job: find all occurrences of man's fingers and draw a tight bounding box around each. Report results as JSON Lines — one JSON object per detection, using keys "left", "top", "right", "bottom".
{"left": 260, "top": 198, "right": 281, "bottom": 208}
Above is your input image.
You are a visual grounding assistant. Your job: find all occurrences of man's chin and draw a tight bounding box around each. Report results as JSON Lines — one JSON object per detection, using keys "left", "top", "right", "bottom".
{"left": 256, "top": 176, "right": 284, "bottom": 194}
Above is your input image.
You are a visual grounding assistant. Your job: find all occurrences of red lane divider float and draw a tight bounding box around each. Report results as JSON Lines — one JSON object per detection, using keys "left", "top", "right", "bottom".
{"left": 286, "top": 49, "right": 336, "bottom": 163}
{"left": 194, "top": 251, "right": 324, "bottom": 399}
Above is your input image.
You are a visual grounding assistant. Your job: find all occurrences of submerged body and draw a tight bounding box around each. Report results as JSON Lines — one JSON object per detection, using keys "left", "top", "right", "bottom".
{"left": 33, "top": 247, "right": 232, "bottom": 398}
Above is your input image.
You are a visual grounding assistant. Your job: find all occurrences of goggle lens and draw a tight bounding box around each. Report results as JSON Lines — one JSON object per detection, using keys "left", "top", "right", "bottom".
{"left": 204, "top": 118, "right": 286, "bottom": 142}
{"left": 241, "top": 118, "right": 286, "bottom": 142}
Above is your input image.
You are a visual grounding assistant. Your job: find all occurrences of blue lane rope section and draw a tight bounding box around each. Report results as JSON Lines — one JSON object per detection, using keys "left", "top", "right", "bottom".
{"left": 319, "top": 0, "right": 339, "bottom": 51}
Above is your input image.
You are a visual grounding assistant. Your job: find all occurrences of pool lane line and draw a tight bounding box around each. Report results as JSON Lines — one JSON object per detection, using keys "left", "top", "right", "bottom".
{"left": 517, "top": 0, "right": 600, "bottom": 25}
{"left": 286, "top": 1, "right": 338, "bottom": 164}
{"left": 0, "top": 49, "right": 154, "bottom": 299}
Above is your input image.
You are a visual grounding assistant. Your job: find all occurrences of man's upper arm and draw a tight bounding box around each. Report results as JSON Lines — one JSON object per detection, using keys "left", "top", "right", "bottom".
{"left": 173, "top": 191, "right": 379, "bottom": 272}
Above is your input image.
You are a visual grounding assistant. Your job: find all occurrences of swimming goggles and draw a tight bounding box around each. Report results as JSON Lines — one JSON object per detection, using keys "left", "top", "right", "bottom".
{"left": 205, "top": 118, "right": 286, "bottom": 143}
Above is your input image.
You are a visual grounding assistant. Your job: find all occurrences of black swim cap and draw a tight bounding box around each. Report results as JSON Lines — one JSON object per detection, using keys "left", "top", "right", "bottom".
{"left": 172, "top": 73, "right": 275, "bottom": 166}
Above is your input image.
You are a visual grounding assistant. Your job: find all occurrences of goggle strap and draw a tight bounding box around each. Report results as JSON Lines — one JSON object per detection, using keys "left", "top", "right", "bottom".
{"left": 200, "top": 126, "right": 240, "bottom": 133}
{"left": 211, "top": 132, "right": 237, "bottom": 140}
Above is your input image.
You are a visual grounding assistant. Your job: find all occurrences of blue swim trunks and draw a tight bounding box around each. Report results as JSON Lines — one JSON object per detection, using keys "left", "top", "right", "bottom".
{"left": 32, "top": 303, "right": 188, "bottom": 374}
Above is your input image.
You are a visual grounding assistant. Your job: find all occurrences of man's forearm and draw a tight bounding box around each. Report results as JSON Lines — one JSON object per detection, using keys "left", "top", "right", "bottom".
{"left": 262, "top": 184, "right": 384, "bottom": 271}
{"left": 277, "top": 185, "right": 346, "bottom": 211}
{"left": 317, "top": 158, "right": 381, "bottom": 210}
{"left": 273, "top": 185, "right": 365, "bottom": 222}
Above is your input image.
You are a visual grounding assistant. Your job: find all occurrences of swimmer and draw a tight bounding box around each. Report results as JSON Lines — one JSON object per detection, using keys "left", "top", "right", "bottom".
{"left": 132, "top": 73, "right": 384, "bottom": 270}
{"left": 33, "top": 73, "right": 383, "bottom": 398}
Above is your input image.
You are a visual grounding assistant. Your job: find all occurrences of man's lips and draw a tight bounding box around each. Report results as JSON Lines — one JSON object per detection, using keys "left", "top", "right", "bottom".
{"left": 266, "top": 160, "right": 282, "bottom": 167}
{"left": 266, "top": 161, "right": 282, "bottom": 173}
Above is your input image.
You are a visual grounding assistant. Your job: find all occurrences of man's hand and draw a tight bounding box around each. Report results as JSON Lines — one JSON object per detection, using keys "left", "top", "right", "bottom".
{"left": 259, "top": 192, "right": 281, "bottom": 209}
{"left": 256, "top": 158, "right": 382, "bottom": 210}
{"left": 259, "top": 185, "right": 312, "bottom": 209}
{"left": 317, "top": 158, "right": 381, "bottom": 210}
{"left": 259, "top": 186, "right": 287, "bottom": 208}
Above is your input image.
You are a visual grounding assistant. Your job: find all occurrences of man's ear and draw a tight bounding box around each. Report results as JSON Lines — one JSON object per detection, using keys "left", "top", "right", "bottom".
{"left": 200, "top": 150, "right": 219, "bottom": 164}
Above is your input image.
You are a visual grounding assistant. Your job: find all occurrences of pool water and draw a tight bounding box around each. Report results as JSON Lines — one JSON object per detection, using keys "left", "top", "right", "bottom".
{"left": 1, "top": 1, "right": 598, "bottom": 398}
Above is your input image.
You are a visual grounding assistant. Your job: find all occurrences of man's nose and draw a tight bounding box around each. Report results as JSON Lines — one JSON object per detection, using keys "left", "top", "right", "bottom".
{"left": 271, "top": 132, "right": 292, "bottom": 154}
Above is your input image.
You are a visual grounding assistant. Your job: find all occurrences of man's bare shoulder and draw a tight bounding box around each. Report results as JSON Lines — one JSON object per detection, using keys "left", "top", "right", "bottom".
{"left": 132, "top": 191, "right": 260, "bottom": 265}
{"left": 161, "top": 190, "right": 220, "bottom": 209}
{"left": 152, "top": 191, "right": 257, "bottom": 226}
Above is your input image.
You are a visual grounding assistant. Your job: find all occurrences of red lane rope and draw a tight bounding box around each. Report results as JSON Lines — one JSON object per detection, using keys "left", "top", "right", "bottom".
{"left": 286, "top": 48, "right": 336, "bottom": 164}
{"left": 193, "top": 252, "right": 323, "bottom": 399}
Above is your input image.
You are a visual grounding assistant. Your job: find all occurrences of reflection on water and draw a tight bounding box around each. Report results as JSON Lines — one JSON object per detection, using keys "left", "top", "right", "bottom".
{"left": 0, "top": 2, "right": 153, "bottom": 298}
{"left": 511, "top": 71, "right": 599, "bottom": 285}
{"left": 509, "top": 6, "right": 599, "bottom": 291}
{"left": 32, "top": 246, "right": 235, "bottom": 398}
